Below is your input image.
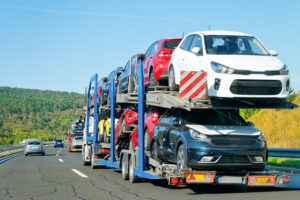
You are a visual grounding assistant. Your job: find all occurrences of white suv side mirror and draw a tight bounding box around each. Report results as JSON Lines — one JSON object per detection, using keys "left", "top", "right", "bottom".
{"left": 269, "top": 50, "right": 278, "bottom": 56}
{"left": 191, "top": 47, "right": 202, "bottom": 55}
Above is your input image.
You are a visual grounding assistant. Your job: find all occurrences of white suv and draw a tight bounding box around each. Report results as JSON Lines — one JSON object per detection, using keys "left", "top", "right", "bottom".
{"left": 168, "top": 31, "right": 289, "bottom": 100}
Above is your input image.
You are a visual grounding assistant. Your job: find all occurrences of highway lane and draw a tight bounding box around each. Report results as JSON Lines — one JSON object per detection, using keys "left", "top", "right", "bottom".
{"left": 0, "top": 147, "right": 299, "bottom": 200}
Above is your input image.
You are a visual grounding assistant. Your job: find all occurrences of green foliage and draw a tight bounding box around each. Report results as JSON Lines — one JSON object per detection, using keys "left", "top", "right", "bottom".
{"left": 240, "top": 109, "right": 260, "bottom": 121}
{"left": 269, "top": 157, "right": 300, "bottom": 169}
{"left": 240, "top": 87, "right": 298, "bottom": 121}
{"left": 287, "top": 88, "right": 297, "bottom": 102}
{"left": 0, "top": 87, "right": 84, "bottom": 144}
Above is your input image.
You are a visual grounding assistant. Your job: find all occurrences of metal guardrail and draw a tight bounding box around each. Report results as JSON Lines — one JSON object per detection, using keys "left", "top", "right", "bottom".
{"left": 268, "top": 148, "right": 300, "bottom": 158}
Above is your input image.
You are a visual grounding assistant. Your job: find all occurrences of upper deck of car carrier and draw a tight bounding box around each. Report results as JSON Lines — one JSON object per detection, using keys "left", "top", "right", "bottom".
{"left": 115, "top": 91, "right": 297, "bottom": 110}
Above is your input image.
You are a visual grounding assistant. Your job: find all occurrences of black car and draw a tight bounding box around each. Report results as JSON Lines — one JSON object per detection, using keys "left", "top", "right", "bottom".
{"left": 117, "top": 54, "right": 144, "bottom": 94}
{"left": 150, "top": 109, "right": 267, "bottom": 171}
{"left": 98, "top": 68, "right": 122, "bottom": 105}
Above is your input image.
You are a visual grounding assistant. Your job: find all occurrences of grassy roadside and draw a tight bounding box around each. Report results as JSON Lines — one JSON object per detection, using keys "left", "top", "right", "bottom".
{"left": 0, "top": 148, "right": 24, "bottom": 157}
{"left": 268, "top": 157, "right": 300, "bottom": 169}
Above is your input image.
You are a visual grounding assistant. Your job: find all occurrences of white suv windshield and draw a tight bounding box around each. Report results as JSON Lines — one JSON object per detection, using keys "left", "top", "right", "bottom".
{"left": 204, "top": 35, "right": 269, "bottom": 55}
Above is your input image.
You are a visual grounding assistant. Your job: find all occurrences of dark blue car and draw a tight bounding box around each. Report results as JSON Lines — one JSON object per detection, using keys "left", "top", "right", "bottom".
{"left": 150, "top": 109, "right": 267, "bottom": 171}
{"left": 54, "top": 139, "right": 64, "bottom": 148}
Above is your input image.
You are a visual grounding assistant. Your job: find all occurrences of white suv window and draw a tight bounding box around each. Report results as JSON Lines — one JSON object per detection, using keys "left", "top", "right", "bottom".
{"left": 190, "top": 35, "right": 203, "bottom": 52}
{"left": 181, "top": 35, "right": 194, "bottom": 51}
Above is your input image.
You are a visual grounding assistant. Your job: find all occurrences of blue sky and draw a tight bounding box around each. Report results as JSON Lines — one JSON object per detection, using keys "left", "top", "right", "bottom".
{"left": 0, "top": 0, "right": 299, "bottom": 94}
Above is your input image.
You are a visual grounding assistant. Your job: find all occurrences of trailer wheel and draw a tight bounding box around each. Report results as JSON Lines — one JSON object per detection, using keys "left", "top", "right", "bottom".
{"left": 129, "top": 156, "right": 139, "bottom": 183}
{"left": 176, "top": 145, "right": 187, "bottom": 171}
{"left": 82, "top": 145, "right": 91, "bottom": 166}
{"left": 121, "top": 157, "right": 129, "bottom": 180}
{"left": 91, "top": 148, "right": 96, "bottom": 169}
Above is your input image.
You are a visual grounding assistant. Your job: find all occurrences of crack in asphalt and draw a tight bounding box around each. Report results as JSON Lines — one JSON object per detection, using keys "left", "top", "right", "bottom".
{"left": 36, "top": 159, "right": 86, "bottom": 200}
{"left": 28, "top": 187, "right": 57, "bottom": 200}
{"left": 4, "top": 186, "right": 13, "bottom": 199}
{"left": 93, "top": 171, "right": 156, "bottom": 200}
{"left": 71, "top": 185, "right": 87, "bottom": 200}
{"left": 89, "top": 179, "right": 124, "bottom": 200}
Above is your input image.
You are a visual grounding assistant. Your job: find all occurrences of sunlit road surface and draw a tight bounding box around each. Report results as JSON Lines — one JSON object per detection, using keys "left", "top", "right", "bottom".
{"left": 0, "top": 147, "right": 299, "bottom": 200}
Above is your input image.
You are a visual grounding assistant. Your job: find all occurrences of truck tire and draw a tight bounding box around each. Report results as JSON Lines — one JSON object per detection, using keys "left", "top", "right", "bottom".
{"left": 129, "top": 156, "right": 139, "bottom": 183}
{"left": 91, "top": 148, "right": 96, "bottom": 169}
{"left": 82, "top": 146, "right": 91, "bottom": 166}
{"left": 121, "top": 157, "right": 129, "bottom": 180}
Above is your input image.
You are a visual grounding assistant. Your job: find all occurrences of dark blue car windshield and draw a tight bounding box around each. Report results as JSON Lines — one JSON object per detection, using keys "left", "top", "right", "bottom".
{"left": 182, "top": 109, "right": 247, "bottom": 126}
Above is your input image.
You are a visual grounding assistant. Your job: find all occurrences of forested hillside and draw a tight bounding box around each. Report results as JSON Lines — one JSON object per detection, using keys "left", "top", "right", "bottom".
{"left": 248, "top": 92, "right": 300, "bottom": 148}
{"left": 0, "top": 87, "right": 84, "bottom": 144}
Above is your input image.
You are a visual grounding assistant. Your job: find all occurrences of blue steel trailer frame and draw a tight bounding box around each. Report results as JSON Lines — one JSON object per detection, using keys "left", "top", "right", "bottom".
{"left": 93, "top": 60, "right": 160, "bottom": 179}
{"left": 133, "top": 60, "right": 160, "bottom": 179}
{"left": 99, "top": 78, "right": 119, "bottom": 168}
{"left": 86, "top": 74, "right": 98, "bottom": 146}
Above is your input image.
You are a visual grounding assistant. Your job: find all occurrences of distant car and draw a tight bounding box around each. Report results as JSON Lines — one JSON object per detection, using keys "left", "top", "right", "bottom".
{"left": 143, "top": 38, "right": 181, "bottom": 87}
{"left": 168, "top": 31, "right": 289, "bottom": 101}
{"left": 117, "top": 54, "right": 144, "bottom": 94}
{"left": 151, "top": 108, "right": 267, "bottom": 171}
{"left": 25, "top": 140, "right": 45, "bottom": 156}
{"left": 54, "top": 139, "right": 64, "bottom": 148}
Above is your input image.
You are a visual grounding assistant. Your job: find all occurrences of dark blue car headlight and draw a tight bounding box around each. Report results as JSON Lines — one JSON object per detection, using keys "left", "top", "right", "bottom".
{"left": 189, "top": 129, "right": 207, "bottom": 141}
{"left": 257, "top": 132, "right": 266, "bottom": 142}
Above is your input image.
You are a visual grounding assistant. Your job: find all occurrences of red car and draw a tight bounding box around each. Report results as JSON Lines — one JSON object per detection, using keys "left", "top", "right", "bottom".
{"left": 129, "top": 107, "right": 163, "bottom": 151}
{"left": 143, "top": 38, "right": 182, "bottom": 87}
{"left": 114, "top": 108, "right": 138, "bottom": 158}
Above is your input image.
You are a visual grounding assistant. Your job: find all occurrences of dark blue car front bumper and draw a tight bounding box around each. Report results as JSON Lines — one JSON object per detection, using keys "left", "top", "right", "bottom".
{"left": 184, "top": 136, "right": 267, "bottom": 171}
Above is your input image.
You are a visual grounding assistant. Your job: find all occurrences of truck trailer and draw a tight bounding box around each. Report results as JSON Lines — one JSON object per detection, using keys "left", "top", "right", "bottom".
{"left": 82, "top": 60, "right": 296, "bottom": 187}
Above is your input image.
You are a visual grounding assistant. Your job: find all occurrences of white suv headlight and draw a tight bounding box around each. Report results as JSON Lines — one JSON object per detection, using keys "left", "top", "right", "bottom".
{"left": 279, "top": 64, "right": 289, "bottom": 75}
{"left": 211, "top": 62, "right": 235, "bottom": 74}
{"left": 189, "top": 129, "right": 207, "bottom": 141}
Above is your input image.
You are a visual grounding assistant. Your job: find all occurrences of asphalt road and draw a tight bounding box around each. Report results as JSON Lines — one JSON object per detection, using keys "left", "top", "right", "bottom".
{"left": 0, "top": 147, "right": 299, "bottom": 200}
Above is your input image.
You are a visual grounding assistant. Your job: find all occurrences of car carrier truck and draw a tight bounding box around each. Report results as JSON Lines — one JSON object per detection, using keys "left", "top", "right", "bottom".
{"left": 82, "top": 60, "right": 297, "bottom": 186}
{"left": 68, "top": 118, "right": 84, "bottom": 152}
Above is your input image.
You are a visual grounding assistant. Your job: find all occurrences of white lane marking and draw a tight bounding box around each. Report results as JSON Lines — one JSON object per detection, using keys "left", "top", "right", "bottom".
{"left": 58, "top": 158, "right": 64, "bottom": 163}
{"left": 72, "top": 169, "right": 88, "bottom": 178}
